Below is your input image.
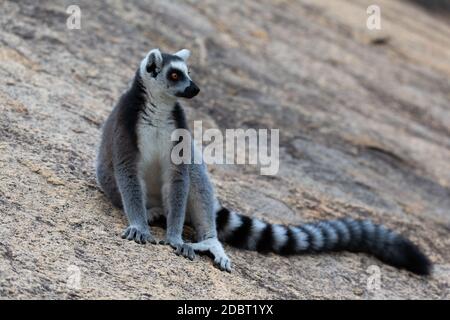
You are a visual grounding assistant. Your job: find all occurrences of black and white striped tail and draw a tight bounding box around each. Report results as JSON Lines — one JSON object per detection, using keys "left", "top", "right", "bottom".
{"left": 215, "top": 207, "right": 432, "bottom": 275}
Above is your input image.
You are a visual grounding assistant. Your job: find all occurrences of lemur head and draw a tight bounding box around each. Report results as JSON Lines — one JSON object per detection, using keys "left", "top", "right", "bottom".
{"left": 139, "top": 48, "right": 200, "bottom": 100}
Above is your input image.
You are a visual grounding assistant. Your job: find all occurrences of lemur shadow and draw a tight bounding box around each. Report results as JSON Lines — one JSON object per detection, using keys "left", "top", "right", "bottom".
{"left": 149, "top": 215, "right": 195, "bottom": 241}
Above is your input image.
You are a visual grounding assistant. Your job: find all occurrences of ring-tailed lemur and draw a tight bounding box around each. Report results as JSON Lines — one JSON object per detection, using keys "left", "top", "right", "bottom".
{"left": 96, "top": 48, "right": 432, "bottom": 275}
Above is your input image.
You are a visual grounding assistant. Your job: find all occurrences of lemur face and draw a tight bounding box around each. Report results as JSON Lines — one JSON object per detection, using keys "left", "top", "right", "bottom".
{"left": 139, "top": 48, "right": 200, "bottom": 100}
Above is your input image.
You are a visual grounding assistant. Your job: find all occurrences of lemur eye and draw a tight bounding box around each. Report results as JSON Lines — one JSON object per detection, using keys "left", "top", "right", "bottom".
{"left": 170, "top": 72, "right": 179, "bottom": 81}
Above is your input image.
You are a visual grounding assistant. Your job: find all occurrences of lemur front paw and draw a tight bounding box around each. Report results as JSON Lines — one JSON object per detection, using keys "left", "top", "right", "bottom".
{"left": 159, "top": 237, "right": 196, "bottom": 260}
{"left": 158, "top": 237, "right": 183, "bottom": 248}
{"left": 174, "top": 243, "right": 196, "bottom": 261}
{"left": 121, "top": 225, "right": 157, "bottom": 244}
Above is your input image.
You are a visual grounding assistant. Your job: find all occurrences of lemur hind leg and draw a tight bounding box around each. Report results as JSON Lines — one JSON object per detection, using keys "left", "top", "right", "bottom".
{"left": 185, "top": 162, "right": 232, "bottom": 272}
{"left": 96, "top": 160, "right": 123, "bottom": 208}
{"left": 186, "top": 164, "right": 218, "bottom": 241}
{"left": 145, "top": 192, "right": 165, "bottom": 224}
{"left": 158, "top": 163, "right": 192, "bottom": 259}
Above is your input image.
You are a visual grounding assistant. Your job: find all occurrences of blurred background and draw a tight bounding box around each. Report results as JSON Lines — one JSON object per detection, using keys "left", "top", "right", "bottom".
{"left": 0, "top": 0, "right": 449, "bottom": 299}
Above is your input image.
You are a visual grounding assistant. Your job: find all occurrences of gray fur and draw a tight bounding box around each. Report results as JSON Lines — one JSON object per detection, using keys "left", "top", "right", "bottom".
{"left": 96, "top": 48, "right": 431, "bottom": 275}
{"left": 96, "top": 48, "right": 230, "bottom": 271}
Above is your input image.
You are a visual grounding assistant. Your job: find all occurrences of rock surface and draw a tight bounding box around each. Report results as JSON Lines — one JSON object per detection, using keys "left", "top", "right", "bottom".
{"left": 0, "top": 0, "right": 449, "bottom": 299}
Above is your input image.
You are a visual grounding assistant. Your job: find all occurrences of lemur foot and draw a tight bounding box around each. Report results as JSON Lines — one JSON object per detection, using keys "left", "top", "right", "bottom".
{"left": 159, "top": 237, "right": 196, "bottom": 260}
{"left": 158, "top": 237, "right": 183, "bottom": 248}
{"left": 175, "top": 243, "right": 196, "bottom": 261}
{"left": 213, "top": 255, "right": 231, "bottom": 272}
{"left": 121, "top": 225, "right": 157, "bottom": 244}
{"left": 190, "top": 238, "right": 232, "bottom": 272}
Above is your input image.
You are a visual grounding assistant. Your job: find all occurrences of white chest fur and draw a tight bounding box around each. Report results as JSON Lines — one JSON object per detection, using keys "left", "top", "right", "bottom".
{"left": 136, "top": 104, "right": 176, "bottom": 202}
{"left": 137, "top": 116, "right": 173, "bottom": 163}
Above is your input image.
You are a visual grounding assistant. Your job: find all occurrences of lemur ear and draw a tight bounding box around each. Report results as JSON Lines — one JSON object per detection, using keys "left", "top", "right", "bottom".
{"left": 174, "top": 49, "right": 190, "bottom": 61}
{"left": 146, "top": 48, "right": 163, "bottom": 76}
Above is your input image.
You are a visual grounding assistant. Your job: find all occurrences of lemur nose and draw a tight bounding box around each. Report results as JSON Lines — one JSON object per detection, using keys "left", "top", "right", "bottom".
{"left": 190, "top": 82, "right": 200, "bottom": 96}
{"left": 184, "top": 81, "right": 200, "bottom": 98}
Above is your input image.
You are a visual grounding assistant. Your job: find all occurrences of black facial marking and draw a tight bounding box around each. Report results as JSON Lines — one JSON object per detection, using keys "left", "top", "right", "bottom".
{"left": 166, "top": 68, "right": 185, "bottom": 83}
{"left": 175, "top": 81, "right": 200, "bottom": 99}
{"left": 146, "top": 62, "right": 158, "bottom": 77}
